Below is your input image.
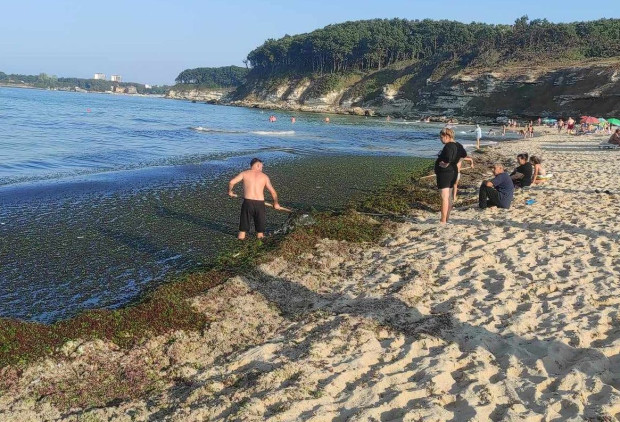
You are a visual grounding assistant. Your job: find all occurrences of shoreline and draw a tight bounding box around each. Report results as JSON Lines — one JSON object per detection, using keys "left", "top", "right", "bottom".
{"left": 172, "top": 94, "right": 588, "bottom": 128}
{"left": 0, "top": 154, "right": 432, "bottom": 323}
{"left": 2, "top": 132, "right": 620, "bottom": 420}
{"left": 0, "top": 83, "right": 165, "bottom": 98}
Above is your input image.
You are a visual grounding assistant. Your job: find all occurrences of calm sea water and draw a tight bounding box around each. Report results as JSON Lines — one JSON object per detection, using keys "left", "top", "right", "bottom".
{"left": 0, "top": 87, "right": 499, "bottom": 186}
{"left": 0, "top": 87, "right": 505, "bottom": 323}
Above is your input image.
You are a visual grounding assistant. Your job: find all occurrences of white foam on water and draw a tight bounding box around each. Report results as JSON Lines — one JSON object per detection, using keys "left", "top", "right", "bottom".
{"left": 190, "top": 126, "right": 243, "bottom": 134}
{"left": 250, "top": 131, "right": 296, "bottom": 136}
{"left": 459, "top": 141, "right": 498, "bottom": 148}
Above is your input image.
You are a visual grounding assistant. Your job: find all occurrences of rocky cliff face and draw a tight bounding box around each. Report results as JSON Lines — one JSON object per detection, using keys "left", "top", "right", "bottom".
{"left": 166, "top": 87, "right": 233, "bottom": 103}
{"left": 224, "top": 59, "right": 620, "bottom": 121}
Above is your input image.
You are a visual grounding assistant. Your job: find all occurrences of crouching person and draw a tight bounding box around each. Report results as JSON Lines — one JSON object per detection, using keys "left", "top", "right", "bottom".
{"left": 479, "top": 163, "right": 514, "bottom": 209}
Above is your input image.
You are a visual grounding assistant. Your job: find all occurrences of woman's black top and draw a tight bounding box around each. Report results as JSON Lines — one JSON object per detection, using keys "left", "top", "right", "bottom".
{"left": 434, "top": 142, "right": 459, "bottom": 174}
{"left": 512, "top": 162, "right": 533, "bottom": 186}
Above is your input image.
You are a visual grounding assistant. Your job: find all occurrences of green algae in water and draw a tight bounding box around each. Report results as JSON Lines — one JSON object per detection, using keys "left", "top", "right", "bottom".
{"left": 0, "top": 155, "right": 432, "bottom": 323}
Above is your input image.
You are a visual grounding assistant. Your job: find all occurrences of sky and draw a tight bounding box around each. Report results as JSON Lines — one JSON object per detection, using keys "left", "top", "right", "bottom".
{"left": 0, "top": 0, "right": 617, "bottom": 85}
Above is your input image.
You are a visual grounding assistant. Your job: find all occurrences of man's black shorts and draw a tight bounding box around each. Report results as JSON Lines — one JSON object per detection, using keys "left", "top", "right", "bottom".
{"left": 239, "top": 199, "right": 266, "bottom": 233}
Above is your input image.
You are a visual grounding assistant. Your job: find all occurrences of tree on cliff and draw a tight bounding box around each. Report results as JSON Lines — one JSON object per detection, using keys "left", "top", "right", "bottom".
{"left": 246, "top": 17, "right": 620, "bottom": 75}
{"left": 174, "top": 66, "right": 249, "bottom": 87}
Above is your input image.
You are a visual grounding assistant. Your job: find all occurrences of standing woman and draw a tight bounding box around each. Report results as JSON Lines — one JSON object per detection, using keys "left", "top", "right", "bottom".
{"left": 435, "top": 128, "right": 459, "bottom": 224}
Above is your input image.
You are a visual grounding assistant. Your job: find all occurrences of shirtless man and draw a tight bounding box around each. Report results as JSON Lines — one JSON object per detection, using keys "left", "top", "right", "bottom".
{"left": 228, "top": 158, "right": 281, "bottom": 240}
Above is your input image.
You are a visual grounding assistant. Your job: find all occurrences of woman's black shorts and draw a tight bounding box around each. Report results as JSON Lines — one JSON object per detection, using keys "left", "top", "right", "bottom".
{"left": 239, "top": 199, "right": 266, "bottom": 233}
{"left": 436, "top": 171, "right": 457, "bottom": 189}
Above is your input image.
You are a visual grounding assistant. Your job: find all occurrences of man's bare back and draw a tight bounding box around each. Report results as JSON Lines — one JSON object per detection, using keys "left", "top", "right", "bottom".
{"left": 238, "top": 169, "right": 270, "bottom": 200}
{"left": 228, "top": 164, "right": 279, "bottom": 204}
{"left": 228, "top": 158, "right": 281, "bottom": 239}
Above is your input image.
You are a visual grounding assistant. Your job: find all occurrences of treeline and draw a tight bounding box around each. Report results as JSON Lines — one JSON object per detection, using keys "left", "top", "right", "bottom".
{"left": 174, "top": 65, "right": 249, "bottom": 87}
{"left": 0, "top": 72, "right": 169, "bottom": 94}
{"left": 246, "top": 17, "right": 620, "bottom": 74}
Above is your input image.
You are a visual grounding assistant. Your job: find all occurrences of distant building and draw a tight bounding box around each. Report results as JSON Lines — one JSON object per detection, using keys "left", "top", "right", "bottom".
{"left": 144, "top": 84, "right": 152, "bottom": 89}
{"left": 94, "top": 73, "right": 106, "bottom": 80}
{"left": 110, "top": 75, "right": 122, "bottom": 82}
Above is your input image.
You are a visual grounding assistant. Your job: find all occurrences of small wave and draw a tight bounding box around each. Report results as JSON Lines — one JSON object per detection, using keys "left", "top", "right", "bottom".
{"left": 250, "top": 131, "right": 295, "bottom": 136}
{"left": 460, "top": 141, "right": 498, "bottom": 148}
{"left": 190, "top": 126, "right": 244, "bottom": 134}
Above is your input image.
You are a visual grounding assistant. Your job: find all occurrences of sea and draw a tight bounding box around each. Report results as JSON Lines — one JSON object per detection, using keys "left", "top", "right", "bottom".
{"left": 0, "top": 87, "right": 507, "bottom": 322}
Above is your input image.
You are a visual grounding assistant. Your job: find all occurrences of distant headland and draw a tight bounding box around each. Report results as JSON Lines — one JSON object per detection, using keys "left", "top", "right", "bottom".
{"left": 167, "top": 16, "right": 620, "bottom": 123}
{"left": 0, "top": 71, "right": 170, "bottom": 96}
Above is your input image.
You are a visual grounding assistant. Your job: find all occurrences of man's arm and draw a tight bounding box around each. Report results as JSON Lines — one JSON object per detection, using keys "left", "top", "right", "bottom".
{"left": 228, "top": 173, "right": 244, "bottom": 198}
{"left": 265, "top": 176, "right": 281, "bottom": 209}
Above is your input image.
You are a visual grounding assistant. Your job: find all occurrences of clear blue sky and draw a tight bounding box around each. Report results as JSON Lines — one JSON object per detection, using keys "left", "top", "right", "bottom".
{"left": 0, "top": 0, "right": 616, "bottom": 85}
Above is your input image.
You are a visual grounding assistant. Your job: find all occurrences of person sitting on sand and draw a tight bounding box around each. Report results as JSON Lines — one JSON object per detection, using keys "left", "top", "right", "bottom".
{"left": 608, "top": 129, "right": 620, "bottom": 145}
{"left": 510, "top": 153, "right": 533, "bottom": 187}
{"left": 530, "top": 156, "right": 551, "bottom": 184}
{"left": 228, "top": 158, "right": 282, "bottom": 240}
{"left": 434, "top": 128, "right": 460, "bottom": 224}
{"left": 479, "top": 163, "right": 514, "bottom": 209}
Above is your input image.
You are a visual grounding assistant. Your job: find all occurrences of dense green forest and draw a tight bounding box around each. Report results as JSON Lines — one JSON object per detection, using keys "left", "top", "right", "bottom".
{"left": 0, "top": 72, "right": 169, "bottom": 94}
{"left": 174, "top": 66, "right": 249, "bottom": 87}
{"left": 246, "top": 17, "right": 620, "bottom": 74}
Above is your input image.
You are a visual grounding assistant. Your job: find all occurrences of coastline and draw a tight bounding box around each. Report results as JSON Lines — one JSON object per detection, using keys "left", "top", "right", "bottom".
{"left": 0, "top": 83, "right": 165, "bottom": 98}
{"left": 2, "top": 132, "right": 620, "bottom": 420}
{"left": 0, "top": 154, "right": 433, "bottom": 323}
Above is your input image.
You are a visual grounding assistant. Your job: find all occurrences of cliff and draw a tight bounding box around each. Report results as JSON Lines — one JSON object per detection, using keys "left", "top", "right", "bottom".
{"left": 166, "top": 86, "right": 234, "bottom": 103}
{"left": 224, "top": 58, "right": 620, "bottom": 121}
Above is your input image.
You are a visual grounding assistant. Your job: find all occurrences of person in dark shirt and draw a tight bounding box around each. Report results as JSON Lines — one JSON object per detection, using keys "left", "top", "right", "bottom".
{"left": 510, "top": 153, "right": 533, "bottom": 187}
{"left": 434, "top": 128, "right": 460, "bottom": 223}
{"left": 479, "top": 163, "right": 515, "bottom": 209}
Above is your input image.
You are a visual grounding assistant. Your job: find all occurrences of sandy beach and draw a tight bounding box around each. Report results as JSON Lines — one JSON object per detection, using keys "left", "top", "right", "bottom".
{"left": 2, "top": 132, "right": 620, "bottom": 421}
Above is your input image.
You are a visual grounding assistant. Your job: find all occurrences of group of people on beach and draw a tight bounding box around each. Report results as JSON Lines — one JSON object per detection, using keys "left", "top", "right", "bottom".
{"left": 434, "top": 127, "right": 550, "bottom": 224}
{"left": 228, "top": 119, "right": 563, "bottom": 237}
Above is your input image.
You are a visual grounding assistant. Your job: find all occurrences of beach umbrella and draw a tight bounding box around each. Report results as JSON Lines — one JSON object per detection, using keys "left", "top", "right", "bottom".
{"left": 607, "top": 118, "right": 620, "bottom": 126}
{"left": 580, "top": 116, "right": 599, "bottom": 124}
